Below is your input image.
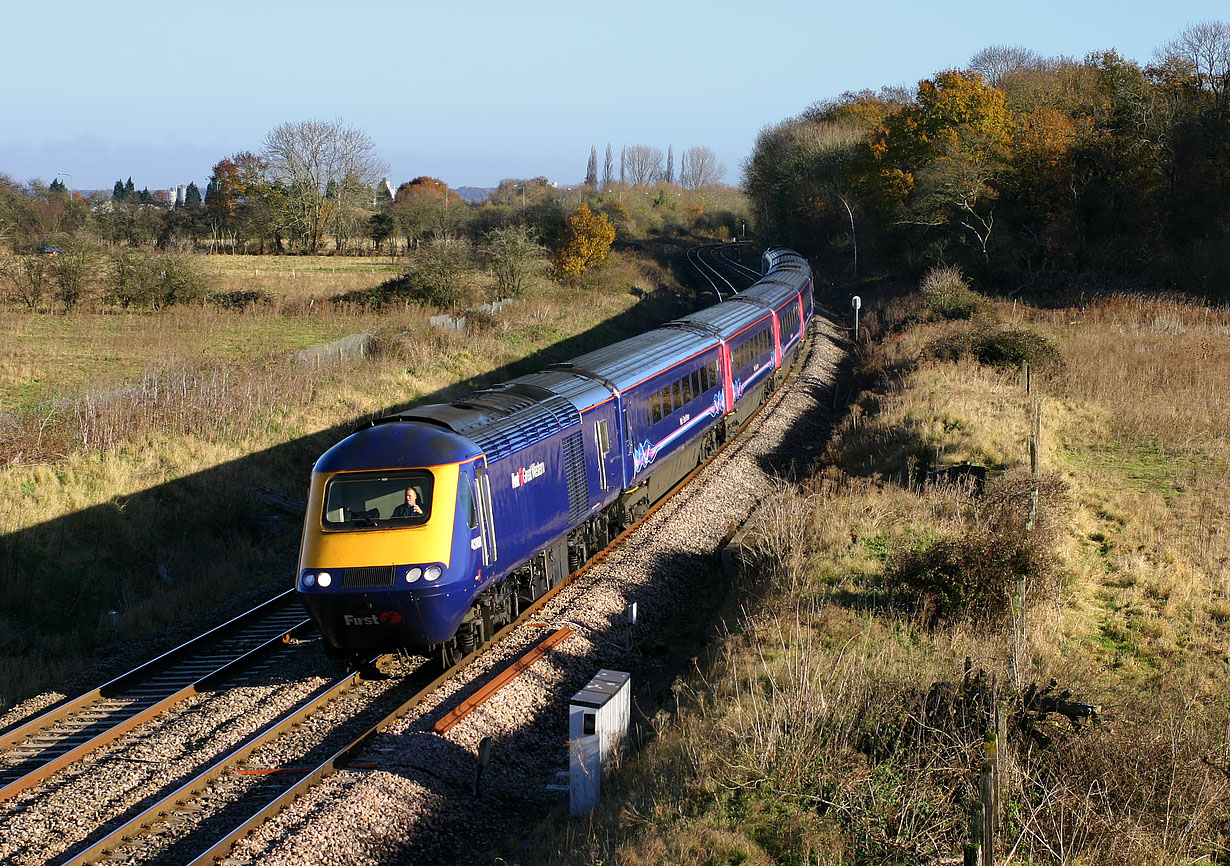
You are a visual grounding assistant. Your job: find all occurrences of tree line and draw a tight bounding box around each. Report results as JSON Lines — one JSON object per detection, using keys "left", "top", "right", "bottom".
{"left": 745, "top": 22, "right": 1230, "bottom": 300}
{"left": 0, "top": 117, "right": 748, "bottom": 312}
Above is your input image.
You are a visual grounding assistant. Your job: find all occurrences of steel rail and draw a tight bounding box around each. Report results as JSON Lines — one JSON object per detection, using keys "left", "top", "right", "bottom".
{"left": 686, "top": 244, "right": 741, "bottom": 300}
{"left": 0, "top": 593, "right": 309, "bottom": 803}
{"left": 0, "top": 591, "right": 301, "bottom": 751}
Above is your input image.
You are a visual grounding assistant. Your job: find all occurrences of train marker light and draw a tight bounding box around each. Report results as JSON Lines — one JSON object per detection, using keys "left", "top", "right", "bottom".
{"left": 406, "top": 566, "right": 423, "bottom": 583}
{"left": 424, "top": 565, "right": 442, "bottom": 581}
{"left": 317, "top": 571, "right": 333, "bottom": 588}
{"left": 302, "top": 572, "right": 316, "bottom": 588}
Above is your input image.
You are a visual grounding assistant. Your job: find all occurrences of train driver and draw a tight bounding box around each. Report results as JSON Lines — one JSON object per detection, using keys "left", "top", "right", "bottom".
{"left": 393, "top": 486, "right": 424, "bottom": 518}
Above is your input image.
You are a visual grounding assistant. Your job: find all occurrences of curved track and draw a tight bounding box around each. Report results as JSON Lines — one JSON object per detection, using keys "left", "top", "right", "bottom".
{"left": 685, "top": 242, "right": 758, "bottom": 299}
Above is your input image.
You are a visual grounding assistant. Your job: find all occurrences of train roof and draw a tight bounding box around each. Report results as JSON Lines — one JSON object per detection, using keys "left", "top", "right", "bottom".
{"left": 508, "top": 368, "right": 616, "bottom": 414}
{"left": 315, "top": 420, "right": 481, "bottom": 472}
{"left": 671, "top": 299, "right": 771, "bottom": 341}
{"left": 736, "top": 280, "right": 802, "bottom": 311}
{"left": 554, "top": 327, "right": 717, "bottom": 394}
{"left": 379, "top": 383, "right": 582, "bottom": 463}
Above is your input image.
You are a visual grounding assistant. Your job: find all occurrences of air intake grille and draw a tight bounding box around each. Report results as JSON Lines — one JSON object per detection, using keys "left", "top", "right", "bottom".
{"left": 562, "top": 430, "right": 588, "bottom": 522}
{"left": 340, "top": 566, "right": 397, "bottom": 589}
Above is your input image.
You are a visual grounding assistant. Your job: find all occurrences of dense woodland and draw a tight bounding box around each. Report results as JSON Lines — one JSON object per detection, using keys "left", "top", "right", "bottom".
{"left": 745, "top": 24, "right": 1230, "bottom": 301}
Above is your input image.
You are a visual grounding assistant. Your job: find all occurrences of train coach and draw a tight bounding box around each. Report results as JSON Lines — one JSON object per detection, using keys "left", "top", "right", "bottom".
{"left": 295, "top": 248, "right": 814, "bottom": 665}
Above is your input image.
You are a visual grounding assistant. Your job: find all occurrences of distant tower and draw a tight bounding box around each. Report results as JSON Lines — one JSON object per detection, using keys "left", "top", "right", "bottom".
{"left": 175, "top": 184, "right": 187, "bottom": 205}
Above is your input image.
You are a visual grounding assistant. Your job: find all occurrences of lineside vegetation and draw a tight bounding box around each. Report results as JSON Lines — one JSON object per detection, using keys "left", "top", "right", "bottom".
{"left": 521, "top": 273, "right": 1230, "bottom": 864}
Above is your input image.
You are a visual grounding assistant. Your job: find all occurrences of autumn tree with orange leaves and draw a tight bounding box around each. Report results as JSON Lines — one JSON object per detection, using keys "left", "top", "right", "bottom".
{"left": 554, "top": 204, "right": 615, "bottom": 279}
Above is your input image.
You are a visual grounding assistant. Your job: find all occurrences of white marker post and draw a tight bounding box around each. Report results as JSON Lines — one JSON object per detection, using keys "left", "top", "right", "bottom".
{"left": 852, "top": 295, "right": 862, "bottom": 341}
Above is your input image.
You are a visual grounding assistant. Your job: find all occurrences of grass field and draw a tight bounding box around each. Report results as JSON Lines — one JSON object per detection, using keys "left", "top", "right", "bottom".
{"left": 519, "top": 288, "right": 1230, "bottom": 865}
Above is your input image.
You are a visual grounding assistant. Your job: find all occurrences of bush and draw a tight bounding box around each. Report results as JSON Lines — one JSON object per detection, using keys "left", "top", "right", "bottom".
{"left": 105, "top": 249, "right": 214, "bottom": 309}
{"left": 925, "top": 327, "right": 1064, "bottom": 372}
{"left": 332, "top": 236, "right": 476, "bottom": 311}
{"left": 891, "top": 472, "right": 1063, "bottom": 624}
{"left": 208, "top": 289, "right": 273, "bottom": 311}
{"left": 920, "top": 265, "right": 982, "bottom": 320}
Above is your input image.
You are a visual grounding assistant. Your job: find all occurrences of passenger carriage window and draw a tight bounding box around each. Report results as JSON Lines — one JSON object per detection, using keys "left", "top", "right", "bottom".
{"left": 700, "top": 365, "right": 709, "bottom": 392}
{"left": 661, "top": 385, "right": 672, "bottom": 415}
{"left": 681, "top": 374, "right": 692, "bottom": 404}
{"left": 672, "top": 380, "right": 682, "bottom": 409}
{"left": 651, "top": 391, "right": 662, "bottom": 423}
{"left": 690, "top": 370, "right": 701, "bottom": 398}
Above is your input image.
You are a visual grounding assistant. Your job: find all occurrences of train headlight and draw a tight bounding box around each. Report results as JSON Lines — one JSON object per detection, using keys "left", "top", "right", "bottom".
{"left": 405, "top": 567, "right": 422, "bottom": 583}
{"left": 424, "top": 565, "right": 442, "bottom": 581}
{"left": 317, "top": 571, "right": 333, "bottom": 588}
{"left": 301, "top": 572, "right": 317, "bottom": 588}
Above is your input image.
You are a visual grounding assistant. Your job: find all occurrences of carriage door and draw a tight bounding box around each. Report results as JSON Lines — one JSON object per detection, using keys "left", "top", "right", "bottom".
{"left": 474, "top": 463, "right": 498, "bottom": 565}
{"left": 771, "top": 309, "right": 782, "bottom": 368}
{"left": 594, "top": 418, "right": 611, "bottom": 491}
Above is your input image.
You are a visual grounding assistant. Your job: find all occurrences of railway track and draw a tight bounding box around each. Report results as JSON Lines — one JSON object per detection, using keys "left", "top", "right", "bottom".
{"left": 686, "top": 242, "right": 757, "bottom": 299}
{"left": 0, "top": 592, "right": 310, "bottom": 804}
{"left": 48, "top": 366, "right": 795, "bottom": 864}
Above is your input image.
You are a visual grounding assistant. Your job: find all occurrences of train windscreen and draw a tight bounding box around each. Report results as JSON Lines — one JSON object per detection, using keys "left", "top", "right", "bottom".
{"left": 323, "top": 470, "right": 435, "bottom": 528}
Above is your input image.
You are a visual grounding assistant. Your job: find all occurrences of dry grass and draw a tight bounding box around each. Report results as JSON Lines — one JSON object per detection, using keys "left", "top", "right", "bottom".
{"left": 519, "top": 292, "right": 1230, "bottom": 866}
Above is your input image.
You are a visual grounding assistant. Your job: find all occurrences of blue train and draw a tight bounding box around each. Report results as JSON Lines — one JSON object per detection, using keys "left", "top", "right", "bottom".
{"left": 295, "top": 248, "right": 814, "bottom": 663}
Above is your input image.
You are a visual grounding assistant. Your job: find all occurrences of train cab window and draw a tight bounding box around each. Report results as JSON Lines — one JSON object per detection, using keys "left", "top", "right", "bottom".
{"left": 323, "top": 470, "right": 435, "bottom": 529}
{"left": 651, "top": 390, "right": 662, "bottom": 424}
{"left": 458, "top": 473, "right": 477, "bottom": 530}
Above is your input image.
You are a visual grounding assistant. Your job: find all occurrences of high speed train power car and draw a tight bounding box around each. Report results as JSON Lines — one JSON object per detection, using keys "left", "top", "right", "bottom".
{"left": 295, "top": 247, "right": 814, "bottom": 664}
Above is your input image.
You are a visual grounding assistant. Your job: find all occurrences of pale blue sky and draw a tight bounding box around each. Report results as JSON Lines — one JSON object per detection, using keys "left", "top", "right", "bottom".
{"left": 1, "top": 0, "right": 1225, "bottom": 192}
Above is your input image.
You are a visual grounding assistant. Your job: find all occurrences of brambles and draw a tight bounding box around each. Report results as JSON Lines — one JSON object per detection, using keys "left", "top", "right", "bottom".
{"left": 924, "top": 326, "right": 1063, "bottom": 371}
{"left": 890, "top": 472, "right": 1064, "bottom": 623}
{"left": 105, "top": 250, "right": 215, "bottom": 309}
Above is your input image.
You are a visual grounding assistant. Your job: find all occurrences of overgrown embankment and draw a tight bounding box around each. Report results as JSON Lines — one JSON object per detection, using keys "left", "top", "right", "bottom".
{"left": 521, "top": 273, "right": 1230, "bottom": 865}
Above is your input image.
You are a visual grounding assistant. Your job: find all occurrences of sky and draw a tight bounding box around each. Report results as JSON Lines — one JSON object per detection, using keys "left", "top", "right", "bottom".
{"left": 2, "top": 0, "right": 1227, "bottom": 194}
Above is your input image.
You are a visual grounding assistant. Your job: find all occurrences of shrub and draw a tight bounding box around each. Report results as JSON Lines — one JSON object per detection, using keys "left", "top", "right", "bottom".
{"left": 925, "top": 327, "right": 1064, "bottom": 372}
{"left": 891, "top": 472, "right": 1063, "bottom": 624}
{"left": 105, "top": 249, "right": 214, "bottom": 309}
{"left": 208, "top": 289, "right": 273, "bottom": 311}
{"left": 920, "top": 265, "right": 982, "bottom": 320}
{"left": 331, "top": 236, "right": 476, "bottom": 311}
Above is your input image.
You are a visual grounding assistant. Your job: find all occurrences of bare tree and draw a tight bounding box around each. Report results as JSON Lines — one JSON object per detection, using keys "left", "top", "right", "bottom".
{"left": 619, "top": 145, "right": 626, "bottom": 185}
{"left": 602, "top": 144, "right": 614, "bottom": 189}
{"left": 679, "top": 146, "right": 726, "bottom": 189}
{"left": 969, "top": 44, "right": 1041, "bottom": 86}
{"left": 1155, "top": 20, "right": 1230, "bottom": 105}
{"left": 623, "top": 145, "right": 664, "bottom": 186}
{"left": 261, "top": 118, "right": 388, "bottom": 253}
{"left": 664, "top": 145, "right": 674, "bottom": 184}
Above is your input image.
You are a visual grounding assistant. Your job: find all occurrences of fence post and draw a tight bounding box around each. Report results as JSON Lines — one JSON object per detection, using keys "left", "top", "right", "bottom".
{"left": 980, "top": 758, "right": 996, "bottom": 865}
